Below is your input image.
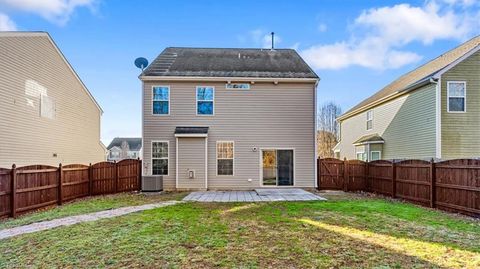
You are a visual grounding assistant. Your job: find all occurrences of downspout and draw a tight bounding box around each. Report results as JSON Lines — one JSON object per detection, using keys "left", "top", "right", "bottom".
{"left": 431, "top": 77, "right": 441, "bottom": 159}
{"left": 314, "top": 79, "right": 319, "bottom": 188}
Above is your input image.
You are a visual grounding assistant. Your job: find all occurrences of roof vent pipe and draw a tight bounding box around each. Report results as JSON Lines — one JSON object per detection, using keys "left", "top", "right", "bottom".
{"left": 271, "top": 32, "right": 275, "bottom": 50}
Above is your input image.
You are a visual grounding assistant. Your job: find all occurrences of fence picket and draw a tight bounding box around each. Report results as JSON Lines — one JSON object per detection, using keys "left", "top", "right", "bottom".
{"left": 0, "top": 159, "right": 142, "bottom": 219}
{"left": 317, "top": 158, "right": 479, "bottom": 217}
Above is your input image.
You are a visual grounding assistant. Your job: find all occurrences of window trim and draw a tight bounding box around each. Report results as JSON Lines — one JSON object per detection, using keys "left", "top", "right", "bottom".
{"left": 196, "top": 86, "right": 215, "bottom": 116}
{"left": 151, "top": 140, "right": 169, "bottom": 176}
{"left": 152, "top": 85, "right": 170, "bottom": 116}
{"left": 216, "top": 141, "right": 234, "bottom": 176}
{"left": 370, "top": 151, "right": 381, "bottom": 161}
{"left": 366, "top": 110, "right": 373, "bottom": 130}
{"left": 356, "top": 151, "right": 365, "bottom": 161}
{"left": 447, "top": 81, "right": 466, "bottom": 113}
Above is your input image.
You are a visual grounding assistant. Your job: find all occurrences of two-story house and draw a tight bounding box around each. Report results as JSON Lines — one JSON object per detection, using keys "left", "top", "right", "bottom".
{"left": 140, "top": 48, "right": 318, "bottom": 190}
{"left": 0, "top": 32, "right": 105, "bottom": 167}
{"left": 335, "top": 36, "right": 480, "bottom": 161}
{"left": 107, "top": 137, "right": 142, "bottom": 161}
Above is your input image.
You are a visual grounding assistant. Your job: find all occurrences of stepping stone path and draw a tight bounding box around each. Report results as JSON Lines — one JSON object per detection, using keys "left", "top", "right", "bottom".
{"left": 0, "top": 200, "right": 183, "bottom": 240}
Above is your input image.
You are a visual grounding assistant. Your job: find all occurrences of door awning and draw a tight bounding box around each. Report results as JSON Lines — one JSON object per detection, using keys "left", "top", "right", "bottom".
{"left": 174, "top": 127, "right": 209, "bottom": 137}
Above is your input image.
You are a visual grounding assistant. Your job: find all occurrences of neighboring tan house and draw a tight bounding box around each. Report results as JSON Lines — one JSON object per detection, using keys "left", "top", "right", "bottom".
{"left": 335, "top": 36, "right": 480, "bottom": 161}
{"left": 140, "top": 47, "right": 318, "bottom": 190}
{"left": 107, "top": 137, "right": 142, "bottom": 161}
{"left": 0, "top": 32, "right": 105, "bottom": 167}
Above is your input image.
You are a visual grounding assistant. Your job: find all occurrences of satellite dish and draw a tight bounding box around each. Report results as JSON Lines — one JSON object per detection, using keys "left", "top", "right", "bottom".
{"left": 134, "top": 57, "right": 149, "bottom": 71}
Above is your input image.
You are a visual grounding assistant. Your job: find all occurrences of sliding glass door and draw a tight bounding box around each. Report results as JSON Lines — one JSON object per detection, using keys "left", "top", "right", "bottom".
{"left": 262, "top": 149, "right": 294, "bottom": 186}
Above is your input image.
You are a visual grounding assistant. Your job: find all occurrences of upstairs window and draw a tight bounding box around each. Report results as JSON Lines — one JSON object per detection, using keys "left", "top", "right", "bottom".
{"left": 226, "top": 83, "right": 250, "bottom": 89}
{"left": 447, "top": 81, "right": 466, "bottom": 112}
{"left": 152, "top": 86, "right": 170, "bottom": 115}
{"left": 366, "top": 110, "right": 373, "bottom": 130}
{"left": 217, "top": 141, "right": 234, "bottom": 175}
{"left": 197, "top": 86, "right": 214, "bottom": 115}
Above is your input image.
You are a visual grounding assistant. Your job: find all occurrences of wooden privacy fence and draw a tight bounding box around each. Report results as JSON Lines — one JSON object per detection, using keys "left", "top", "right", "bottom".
{"left": 0, "top": 159, "right": 142, "bottom": 218}
{"left": 318, "top": 158, "right": 480, "bottom": 217}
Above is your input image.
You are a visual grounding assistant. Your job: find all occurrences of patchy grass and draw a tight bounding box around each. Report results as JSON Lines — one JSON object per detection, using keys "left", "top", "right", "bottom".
{"left": 0, "top": 192, "right": 187, "bottom": 230}
{"left": 0, "top": 193, "right": 479, "bottom": 268}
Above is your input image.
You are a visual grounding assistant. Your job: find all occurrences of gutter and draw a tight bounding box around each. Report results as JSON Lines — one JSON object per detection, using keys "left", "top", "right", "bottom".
{"left": 139, "top": 76, "right": 319, "bottom": 83}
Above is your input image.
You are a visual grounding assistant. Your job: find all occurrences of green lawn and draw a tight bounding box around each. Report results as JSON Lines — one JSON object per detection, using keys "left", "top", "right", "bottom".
{"left": 1, "top": 192, "right": 479, "bottom": 268}
{"left": 0, "top": 191, "right": 187, "bottom": 230}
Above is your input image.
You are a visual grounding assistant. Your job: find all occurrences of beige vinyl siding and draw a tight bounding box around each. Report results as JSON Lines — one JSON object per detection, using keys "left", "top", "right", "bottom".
{"left": 338, "top": 83, "right": 436, "bottom": 160}
{"left": 177, "top": 138, "right": 206, "bottom": 189}
{"left": 0, "top": 34, "right": 104, "bottom": 168}
{"left": 441, "top": 50, "right": 480, "bottom": 158}
{"left": 143, "top": 81, "right": 315, "bottom": 190}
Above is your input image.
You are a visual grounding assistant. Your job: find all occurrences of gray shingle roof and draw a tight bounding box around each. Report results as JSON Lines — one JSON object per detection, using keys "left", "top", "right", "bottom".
{"left": 341, "top": 35, "right": 480, "bottom": 118}
{"left": 142, "top": 47, "right": 318, "bottom": 79}
{"left": 107, "top": 138, "right": 142, "bottom": 151}
{"left": 353, "top": 134, "right": 384, "bottom": 145}
{"left": 175, "top": 127, "right": 209, "bottom": 134}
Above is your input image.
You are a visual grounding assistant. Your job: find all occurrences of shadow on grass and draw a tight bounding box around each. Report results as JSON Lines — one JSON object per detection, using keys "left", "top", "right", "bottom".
{"left": 249, "top": 199, "right": 480, "bottom": 253}
{"left": 298, "top": 218, "right": 478, "bottom": 268}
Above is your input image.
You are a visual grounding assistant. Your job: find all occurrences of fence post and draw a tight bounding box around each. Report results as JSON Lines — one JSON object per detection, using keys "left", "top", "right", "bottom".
{"left": 392, "top": 161, "right": 396, "bottom": 198}
{"left": 343, "top": 158, "right": 348, "bottom": 192}
{"left": 10, "top": 164, "right": 17, "bottom": 218}
{"left": 88, "top": 163, "right": 93, "bottom": 196}
{"left": 430, "top": 158, "right": 436, "bottom": 208}
{"left": 114, "top": 161, "right": 118, "bottom": 193}
{"left": 138, "top": 158, "right": 142, "bottom": 191}
{"left": 317, "top": 158, "right": 322, "bottom": 190}
{"left": 365, "top": 161, "right": 369, "bottom": 192}
{"left": 58, "top": 163, "right": 63, "bottom": 205}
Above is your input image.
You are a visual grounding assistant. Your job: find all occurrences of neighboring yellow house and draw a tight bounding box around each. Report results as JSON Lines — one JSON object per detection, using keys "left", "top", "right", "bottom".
{"left": 335, "top": 36, "right": 480, "bottom": 161}
{"left": 0, "top": 32, "right": 105, "bottom": 167}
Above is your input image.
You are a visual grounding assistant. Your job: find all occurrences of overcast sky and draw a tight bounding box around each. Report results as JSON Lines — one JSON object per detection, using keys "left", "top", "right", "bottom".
{"left": 1, "top": 0, "right": 479, "bottom": 144}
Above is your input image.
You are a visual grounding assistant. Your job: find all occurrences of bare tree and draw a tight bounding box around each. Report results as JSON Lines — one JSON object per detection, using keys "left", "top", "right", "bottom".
{"left": 317, "top": 102, "right": 342, "bottom": 158}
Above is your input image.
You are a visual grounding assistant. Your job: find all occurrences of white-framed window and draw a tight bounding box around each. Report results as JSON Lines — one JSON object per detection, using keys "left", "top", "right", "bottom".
{"left": 370, "top": 151, "right": 381, "bottom": 161}
{"left": 366, "top": 110, "right": 373, "bottom": 130}
{"left": 447, "top": 81, "right": 466, "bottom": 113}
{"left": 356, "top": 152, "right": 366, "bottom": 161}
{"left": 226, "top": 83, "right": 250, "bottom": 90}
{"left": 196, "top": 86, "right": 214, "bottom": 115}
{"left": 152, "top": 141, "right": 168, "bottom": 175}
{"left": 217, "top": 141, "right": 234, "bottom": 176}
{"left": 152, "top": 86, "right": 170, "bottom": 115}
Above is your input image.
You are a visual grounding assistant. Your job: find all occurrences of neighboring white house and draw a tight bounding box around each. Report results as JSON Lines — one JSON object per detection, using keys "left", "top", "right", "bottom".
{"left": 0, "top": 32, "right": 105, "bottom": 167}
{"left": 140, "top": 47, "right": 319, "bottom": 190}
{"left": 335, "top": 36, "right": 480, "bottom": 161}
{"left": 107, "top": 137, "right": 142, "bottom": 161}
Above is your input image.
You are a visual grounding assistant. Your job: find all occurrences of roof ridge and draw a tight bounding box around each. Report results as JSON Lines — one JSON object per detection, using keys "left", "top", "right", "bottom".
{"left": 165, "top": 47, "right": 295, "bottom": 51}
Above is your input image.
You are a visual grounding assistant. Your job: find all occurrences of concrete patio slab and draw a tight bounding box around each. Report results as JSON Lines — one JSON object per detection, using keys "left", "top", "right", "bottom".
{"left": 183, "top": 189, "right": 326, "bottom": 202}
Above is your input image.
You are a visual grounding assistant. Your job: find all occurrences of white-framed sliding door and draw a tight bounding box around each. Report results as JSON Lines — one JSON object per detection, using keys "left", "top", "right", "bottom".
{"left": 261, "top": 149, "right": 294, "bottom": 186}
